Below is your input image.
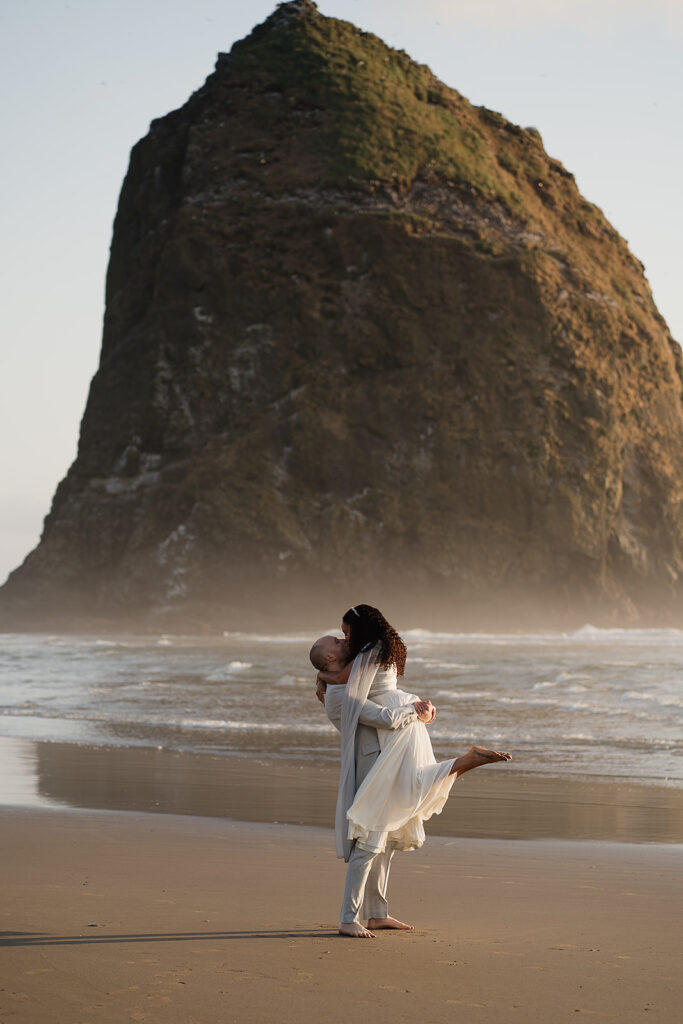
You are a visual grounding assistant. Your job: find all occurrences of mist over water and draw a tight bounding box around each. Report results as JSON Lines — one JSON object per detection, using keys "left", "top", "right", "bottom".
{"left": 0, "top": 627, "right": 681, "bottom": 786}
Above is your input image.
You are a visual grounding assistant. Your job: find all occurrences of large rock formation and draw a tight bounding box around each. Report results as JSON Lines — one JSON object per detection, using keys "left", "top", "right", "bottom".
{"left": 3, "top": 0, "right": 683, "bottom": 630}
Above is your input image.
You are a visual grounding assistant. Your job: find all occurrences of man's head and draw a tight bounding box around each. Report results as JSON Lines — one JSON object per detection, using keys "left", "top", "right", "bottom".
{"left": 309, "top": 634, "right": 349, "bottom": 672}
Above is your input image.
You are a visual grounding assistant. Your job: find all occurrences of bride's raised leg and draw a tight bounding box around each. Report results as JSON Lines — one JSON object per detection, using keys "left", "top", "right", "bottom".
{"left": 449, "top": 745, "right": 512, "bottom": 776}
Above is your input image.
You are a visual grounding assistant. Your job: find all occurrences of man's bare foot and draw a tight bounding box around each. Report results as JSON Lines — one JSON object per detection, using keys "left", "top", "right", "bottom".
{"left": 338, "top": 922, "right": 375, "bottom": 938}
{"left": 366, "top": 916, "right": 413, "bottom": 931}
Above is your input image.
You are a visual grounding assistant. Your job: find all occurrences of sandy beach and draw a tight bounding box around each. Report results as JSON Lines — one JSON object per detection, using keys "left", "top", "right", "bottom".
{"left": 2, "top": 735, "right": 683, "bottom": 1024}
{"left": 2, "top": 804, "right": 682, "bottom": 1024}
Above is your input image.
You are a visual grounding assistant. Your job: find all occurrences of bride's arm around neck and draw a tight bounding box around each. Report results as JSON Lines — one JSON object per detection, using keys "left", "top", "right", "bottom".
{"left": 317, "top": 661, "right": 353, "bottom": 686}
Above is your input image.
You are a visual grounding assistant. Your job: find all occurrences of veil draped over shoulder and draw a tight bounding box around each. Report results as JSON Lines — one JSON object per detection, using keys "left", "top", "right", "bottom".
{"left": 335, "top": 642, "right": 381, "bottom": 860}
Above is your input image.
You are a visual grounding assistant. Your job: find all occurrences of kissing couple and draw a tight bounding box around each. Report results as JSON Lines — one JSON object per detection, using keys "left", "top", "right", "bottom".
{"left": 310, "top": 604, "right": 511, "bottom": 938}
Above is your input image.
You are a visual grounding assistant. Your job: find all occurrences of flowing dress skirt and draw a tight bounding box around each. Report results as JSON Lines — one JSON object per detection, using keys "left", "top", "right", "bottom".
{"left": 347, "top": 691, "right": 457, "bottom": 853}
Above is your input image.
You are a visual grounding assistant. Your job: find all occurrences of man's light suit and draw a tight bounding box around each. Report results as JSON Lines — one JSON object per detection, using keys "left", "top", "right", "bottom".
{"left": 324, "top": 684, "right": 417, "bottom": 924}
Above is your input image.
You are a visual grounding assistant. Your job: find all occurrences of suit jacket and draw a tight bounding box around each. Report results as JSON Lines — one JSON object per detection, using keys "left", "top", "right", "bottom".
{"left": 325, "top": 684, "right": 417, "bottom": 858}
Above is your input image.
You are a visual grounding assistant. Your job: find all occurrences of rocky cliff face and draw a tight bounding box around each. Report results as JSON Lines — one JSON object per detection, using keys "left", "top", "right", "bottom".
{"left": 3, "top": 0, "right": 683, "bottom": 629}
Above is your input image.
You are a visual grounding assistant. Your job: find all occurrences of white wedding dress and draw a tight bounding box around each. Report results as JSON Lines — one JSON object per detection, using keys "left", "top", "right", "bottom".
{"left": 346, "top": 664, "right": 458, "bottom": 853}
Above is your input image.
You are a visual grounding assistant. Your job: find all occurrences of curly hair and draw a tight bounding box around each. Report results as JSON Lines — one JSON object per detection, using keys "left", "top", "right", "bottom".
{"left": 342, "top": 604, "right": 407, "bottom": 676}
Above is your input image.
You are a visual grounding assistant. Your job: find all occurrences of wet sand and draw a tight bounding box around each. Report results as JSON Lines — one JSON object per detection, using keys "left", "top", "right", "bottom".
{"left": 2, "top": 805, "right": 682, "bottom": 1024}
{"left": 2, "top": 735, "right": 683, "bottom": 843}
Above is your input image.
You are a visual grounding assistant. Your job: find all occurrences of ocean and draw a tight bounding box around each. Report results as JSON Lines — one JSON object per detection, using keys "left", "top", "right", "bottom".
{"left": 0, "top": 626, "right": 681, "bottom": 787}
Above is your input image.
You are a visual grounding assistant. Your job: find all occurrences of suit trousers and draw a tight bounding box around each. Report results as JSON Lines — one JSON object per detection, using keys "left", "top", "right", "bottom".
{"left": 340, "top": 843, "right": 394, "bottom": 923}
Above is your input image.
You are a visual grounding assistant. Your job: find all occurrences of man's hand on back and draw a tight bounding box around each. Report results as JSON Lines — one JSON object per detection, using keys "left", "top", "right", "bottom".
{"left": 316, "top": 679, "right": 327, "bottom": 704}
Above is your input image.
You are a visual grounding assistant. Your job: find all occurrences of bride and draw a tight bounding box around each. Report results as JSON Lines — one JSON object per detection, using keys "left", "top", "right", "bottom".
{"left": 314, "top": 604, "right": 511, "bottom": 855}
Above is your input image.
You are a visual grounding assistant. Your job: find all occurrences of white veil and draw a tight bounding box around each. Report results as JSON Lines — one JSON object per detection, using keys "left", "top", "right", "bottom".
{"left": 335, "top": 642, "right": 381, "bottom": 860}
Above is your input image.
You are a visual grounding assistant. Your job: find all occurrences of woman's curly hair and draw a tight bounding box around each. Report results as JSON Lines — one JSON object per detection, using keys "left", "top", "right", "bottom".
{"left": 343, "top": 604, "right": 407, "bottom": 676}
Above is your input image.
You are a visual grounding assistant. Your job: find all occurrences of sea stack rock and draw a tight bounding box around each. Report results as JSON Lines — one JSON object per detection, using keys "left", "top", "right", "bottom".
{"left": 3, "top": 0, "right": 683, "bottom": 629}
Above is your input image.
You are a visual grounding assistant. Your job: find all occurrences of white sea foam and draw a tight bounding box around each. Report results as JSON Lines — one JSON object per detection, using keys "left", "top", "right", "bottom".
{"left": 410, "top": 655, "right": 480, "bottom": 668}
{"left": 570, "top": 625, "right": 683, "bottom": 646}
{"left": 172, "top": 718, "right": 332, "bottom": 734}
{"left": 433, "top": 689, "right": 494, "bottom": 701}
{"left": 206, "top": 661, "right": 253, "bottom": 681}
{"left": 0, "top": 708, "right": 109, "bottom": 721}
{"left": 623, "top": 691, "right": 683, "bottom": 708}
{"left": 498, "top": 696, "right": 557, "bottom": 706}
{"left": 403, "top": 625, "right": 683, "bottom": 648}
{"left": 222, "top": 631, "right": 313, "bottom": 643}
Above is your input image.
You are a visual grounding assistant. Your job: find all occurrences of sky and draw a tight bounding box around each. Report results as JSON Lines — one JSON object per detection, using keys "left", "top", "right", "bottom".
{"left": 1, "top": 0, "right": 681, "bottom": 585}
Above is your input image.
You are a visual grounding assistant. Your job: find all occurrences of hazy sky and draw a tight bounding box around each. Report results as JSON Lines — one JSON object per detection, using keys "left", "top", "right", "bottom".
{"left": 1, "top": 0, "right": 681, "bottom": 584}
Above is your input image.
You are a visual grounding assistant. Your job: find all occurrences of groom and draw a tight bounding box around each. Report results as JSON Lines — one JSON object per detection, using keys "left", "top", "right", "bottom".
{"left": 310, "top": 634, "right": 434, "bottom": 939}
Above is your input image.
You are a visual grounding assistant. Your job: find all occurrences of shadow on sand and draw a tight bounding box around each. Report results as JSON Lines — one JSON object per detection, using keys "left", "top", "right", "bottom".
{"left": 0, "top": 928, "right": 338, "bottom": 948}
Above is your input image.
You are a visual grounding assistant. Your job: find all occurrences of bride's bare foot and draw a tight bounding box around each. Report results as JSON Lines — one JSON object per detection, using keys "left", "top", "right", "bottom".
{"left": 339, "top": 922, "right": 375, "bottom": 938}
{"left": 450, "top": 745, "right": 512, "bottom": 776}
{"left": 470, "top": 744, "right": 512, "bottom": 764}
{"left": 366, "top": 916, "right": 413, "bottom": 931}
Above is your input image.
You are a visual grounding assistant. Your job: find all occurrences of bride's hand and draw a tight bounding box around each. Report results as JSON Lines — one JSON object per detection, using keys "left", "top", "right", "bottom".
{"left": 413, "top": 700, "right": 436, "bottom": 723}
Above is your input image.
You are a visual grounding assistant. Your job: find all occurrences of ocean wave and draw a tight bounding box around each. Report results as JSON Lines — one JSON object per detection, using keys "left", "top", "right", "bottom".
{"left": 0, "top": 708, "right": 110, "bottom": 721}
{"left": 276, "top": 675, "right": 310, "bottom": 686}
{"left": 0, "top": 708, "right": 334, "bottom": 735}
{"left": 221, "top": 631, "right": 313, "bottom": 644}
{"left": 410, "top": 657, "right": 480, "bottom": 670}
{"left": 433, "top": 689, "right": 494, "bottom": 701}
{"left": 570, "top": 625, "right": 683, "bottom": 645}
{"left": 206, "top": 660, "right": 254, "bottom": 681}
{"left": 403, "top": 629, "right": 559, "bottom": 645}
{"left": 403, "top": 625, "right": 683, "bottom": 647}
{"left": 493, "top": 696, "right": 670, "bottom": 720}
{"left": 498, "top": 695, "right": 581, "bottom": 707}
{"left": 431, "top": 731, "right": 682, "bottom": 750}
{"left": 168, "top": 718, "right": 332, "bottom": 734}
{"left": 623, "top": 691, "right": 683, "bottom": 708}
